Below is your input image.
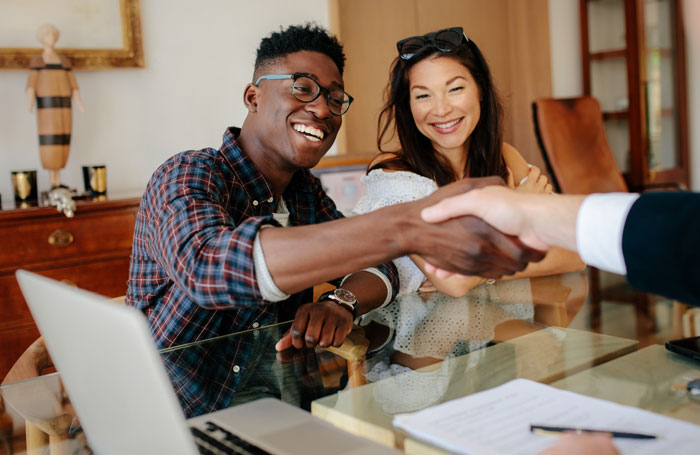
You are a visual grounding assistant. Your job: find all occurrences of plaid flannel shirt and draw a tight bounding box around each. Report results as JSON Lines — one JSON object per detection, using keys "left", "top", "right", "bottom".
{"left": 127, "top": 127, "right": 399, "bottom": 350}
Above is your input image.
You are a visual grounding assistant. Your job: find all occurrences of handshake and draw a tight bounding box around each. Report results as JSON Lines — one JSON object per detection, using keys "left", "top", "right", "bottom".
{"left": 410, "top": 177, "right": 579, "bottom": 279}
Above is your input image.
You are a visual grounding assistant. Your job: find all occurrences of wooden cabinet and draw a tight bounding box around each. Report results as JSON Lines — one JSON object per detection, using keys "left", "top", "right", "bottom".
{"left": 580, "top": 0, "right": 689, "bottom": 189}
{"left": 0, "top": 197, "right": 140, "bottom": 379}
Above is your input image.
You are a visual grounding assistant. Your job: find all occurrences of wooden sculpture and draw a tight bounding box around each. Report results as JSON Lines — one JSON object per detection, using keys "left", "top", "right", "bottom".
{"left": 26, "top": 24, "right": 84, "bottom": 189}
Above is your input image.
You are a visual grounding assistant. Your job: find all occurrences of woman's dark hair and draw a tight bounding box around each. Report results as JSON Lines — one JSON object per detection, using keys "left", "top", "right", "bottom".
{"left": 373, "top": 37, "right": 507, "bottom": 186}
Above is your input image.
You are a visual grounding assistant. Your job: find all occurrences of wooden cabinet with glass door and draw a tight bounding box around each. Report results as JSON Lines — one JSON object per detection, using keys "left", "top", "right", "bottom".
{"left": 580, "top": 0, "right": 689, "bottom": 190}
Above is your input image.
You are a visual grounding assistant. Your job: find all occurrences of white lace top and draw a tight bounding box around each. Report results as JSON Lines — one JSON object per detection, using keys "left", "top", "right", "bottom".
{"left": 353, "top": 170, "right": 439, "bottom": 297}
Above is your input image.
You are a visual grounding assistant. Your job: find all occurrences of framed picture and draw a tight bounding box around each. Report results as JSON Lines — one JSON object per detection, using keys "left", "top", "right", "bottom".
{"left": 0, "top": 0, "right": 144, "bottom": 69}
{"left": 311, "top": 164, "right": 368, "bottom": 217}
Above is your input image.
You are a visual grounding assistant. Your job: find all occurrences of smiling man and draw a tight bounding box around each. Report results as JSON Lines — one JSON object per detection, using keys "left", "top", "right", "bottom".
{"left": 126, "top": 24, "right": 544, "bottom": 376}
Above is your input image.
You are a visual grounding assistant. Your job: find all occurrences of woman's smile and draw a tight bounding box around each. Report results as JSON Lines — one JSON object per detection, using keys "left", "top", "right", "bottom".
{"left": 430, "top": 117, "right": 463, "bottom": 134}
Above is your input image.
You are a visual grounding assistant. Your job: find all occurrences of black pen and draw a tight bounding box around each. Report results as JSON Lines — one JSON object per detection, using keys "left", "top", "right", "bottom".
{"left": 530, "top": 424, "right": 657, "bottom": 440}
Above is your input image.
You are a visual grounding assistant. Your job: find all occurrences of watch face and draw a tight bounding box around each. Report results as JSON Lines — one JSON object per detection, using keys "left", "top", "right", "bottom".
{"left": 334, "top": 288, "right": 356, "bottom": 305}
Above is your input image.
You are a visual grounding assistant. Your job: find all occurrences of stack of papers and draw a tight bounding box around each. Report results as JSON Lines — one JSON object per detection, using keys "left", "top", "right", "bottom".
{"left": 393, "top": 378, "right": 700, "bottom": 455}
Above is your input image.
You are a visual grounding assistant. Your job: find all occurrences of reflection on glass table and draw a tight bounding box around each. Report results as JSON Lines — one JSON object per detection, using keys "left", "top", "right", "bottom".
{"left": 1, "top": 272, "right": 601, "bottom": 454}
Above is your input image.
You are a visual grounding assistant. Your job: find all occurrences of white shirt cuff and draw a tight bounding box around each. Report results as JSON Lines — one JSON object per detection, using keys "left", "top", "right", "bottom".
{"left": 253, "top": 227, "right": 290, "bottom": 302}
{"left": 576, "top": 193, "right": 640, "bottom": 275}
{"left": 340, "top": 267, "right": 393, "bottom": 308}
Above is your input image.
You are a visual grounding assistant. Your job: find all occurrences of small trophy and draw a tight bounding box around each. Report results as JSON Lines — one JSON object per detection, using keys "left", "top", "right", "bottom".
{"left": 82, "top": 165, "right": 107, "bottom": 200}
{"left": 11, "top": 170, "right": 39, "bottom": 208}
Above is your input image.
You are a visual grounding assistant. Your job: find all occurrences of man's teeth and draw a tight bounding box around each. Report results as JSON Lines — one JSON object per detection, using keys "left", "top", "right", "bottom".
{"left": 434, "top": 119, "right": 460, "bottom": 129}
{"left": 293, "top": 124, "right": 324, "bottom": 141}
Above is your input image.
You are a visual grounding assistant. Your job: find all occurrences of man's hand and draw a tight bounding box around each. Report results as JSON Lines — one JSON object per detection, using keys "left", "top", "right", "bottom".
{"left": 275, "top": 300, "right": 353, "bottom": 351}
{"left": 422, "top": 185, "right": 586, "bottom": 252}
{"left": 405, "top": 178, "right": 547, "bottom": 279}
{"left": 419, "top": 185, "right": 587, "bottom": 278}
{"left": 422, "top": 185, "right": 550, "bottom": 250}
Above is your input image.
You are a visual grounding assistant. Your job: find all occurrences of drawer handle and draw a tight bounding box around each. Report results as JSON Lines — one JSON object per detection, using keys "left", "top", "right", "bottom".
{"left": 48, "top": 229, "right": 74, "bottom": 248}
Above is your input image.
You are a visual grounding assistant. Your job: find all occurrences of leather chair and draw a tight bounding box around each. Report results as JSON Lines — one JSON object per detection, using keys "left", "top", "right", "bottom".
{"left": 532, "top": 97, "right": 629, "bottom": 195}
{"left": 531, "top": 96, "right": 667, "bottom": 340}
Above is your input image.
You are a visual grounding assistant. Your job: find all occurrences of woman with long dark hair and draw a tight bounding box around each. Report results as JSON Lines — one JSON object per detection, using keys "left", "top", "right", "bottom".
{"left": 354, "top": 27, "right": 584, "bottom": 297}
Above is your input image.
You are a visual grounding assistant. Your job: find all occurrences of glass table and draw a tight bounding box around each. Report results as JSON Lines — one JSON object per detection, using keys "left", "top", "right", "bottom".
{"left": 1, "top": 271, "right": 698, "bottom": 454}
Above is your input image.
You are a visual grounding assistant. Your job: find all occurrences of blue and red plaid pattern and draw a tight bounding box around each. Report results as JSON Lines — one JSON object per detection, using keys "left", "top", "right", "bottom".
{"left": 127, "top": 127, "right": 399, "bottom": 351}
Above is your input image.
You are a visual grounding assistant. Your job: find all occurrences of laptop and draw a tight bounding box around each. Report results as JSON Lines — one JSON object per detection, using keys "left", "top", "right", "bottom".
{"left": 15, "top": 270, "right": 400, "bottom": 455}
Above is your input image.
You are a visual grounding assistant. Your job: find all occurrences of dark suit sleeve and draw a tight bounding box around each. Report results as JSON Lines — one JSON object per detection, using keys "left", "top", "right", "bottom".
{"left": 622, "top": 192, "right": 700, "bottom": 305}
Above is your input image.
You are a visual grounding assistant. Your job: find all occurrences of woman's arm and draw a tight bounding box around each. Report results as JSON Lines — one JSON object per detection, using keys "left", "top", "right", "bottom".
{"left": 502, "top": 143, "right": 531, "bottom": 184}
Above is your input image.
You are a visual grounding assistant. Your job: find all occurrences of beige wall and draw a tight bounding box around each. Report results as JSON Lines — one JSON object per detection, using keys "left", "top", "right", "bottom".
{"left": 0, "top": 0, "right": 331, "bottom": 200}
{"left": 548, "top": 0, "right": 583, "bottom": 98}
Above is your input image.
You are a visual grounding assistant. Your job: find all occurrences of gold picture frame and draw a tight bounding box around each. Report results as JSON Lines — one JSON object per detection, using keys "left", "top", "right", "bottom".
{"left": 0, "top": 0, "right": 144, "bottom": 70}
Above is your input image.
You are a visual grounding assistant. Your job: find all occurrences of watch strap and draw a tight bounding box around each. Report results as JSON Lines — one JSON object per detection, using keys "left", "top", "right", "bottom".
{"left": 318, "top": 290, "right": 357, "bottom": 319}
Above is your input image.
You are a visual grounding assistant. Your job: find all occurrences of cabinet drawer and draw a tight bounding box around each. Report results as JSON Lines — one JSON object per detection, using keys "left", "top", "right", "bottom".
{"left": 0, "top": 256, "right": 131, "bottom": 322}
{"left": 0, "top": 208, "right": 136, "bottom": 269}
{"left": 0, "top": 256, "right": 130, "bottom": 379}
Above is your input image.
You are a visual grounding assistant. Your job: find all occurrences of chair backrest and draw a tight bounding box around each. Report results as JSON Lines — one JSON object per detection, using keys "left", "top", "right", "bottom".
{"left": 532, "top": 96, "right": 628, "bottom": 194}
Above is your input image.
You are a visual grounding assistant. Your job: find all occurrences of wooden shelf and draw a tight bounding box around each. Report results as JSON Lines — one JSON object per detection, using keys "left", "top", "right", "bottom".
{"left": 604, "top": 108, "right": 674, "bottom": 122}
{"left": 647, "top": 47, "right": 672, "bottom": 57}
{"left": 603, "top": 110, "right": 629, "bottom": 121}
{"left": 590, "top": 49, "right": 627, "bottom": 60}
{"left": 659, "top": 107, "right": 675, "bottom": 117}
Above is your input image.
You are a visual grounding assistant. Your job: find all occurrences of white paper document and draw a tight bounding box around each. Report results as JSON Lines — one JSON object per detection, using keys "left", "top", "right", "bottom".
{"left": 393, "top": 378, "right": 700, "bottom": 455}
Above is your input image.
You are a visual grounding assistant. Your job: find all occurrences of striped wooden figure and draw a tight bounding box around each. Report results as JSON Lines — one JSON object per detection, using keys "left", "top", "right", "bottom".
{"left": 27, "top": 55, "right": 78, "bottom": 188}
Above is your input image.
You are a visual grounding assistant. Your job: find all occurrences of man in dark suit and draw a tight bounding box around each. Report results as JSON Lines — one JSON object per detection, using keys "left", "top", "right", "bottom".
{"left": 420, "top": 186, "right": 700, "bottom": 306}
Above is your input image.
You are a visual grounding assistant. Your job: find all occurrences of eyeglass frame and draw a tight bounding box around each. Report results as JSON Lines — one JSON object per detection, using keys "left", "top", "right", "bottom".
{"left": 396, "top": 26, "right": 470, "bottom": 60}
{"left": 253, "top": 72, "right": 354, "bottom": 116}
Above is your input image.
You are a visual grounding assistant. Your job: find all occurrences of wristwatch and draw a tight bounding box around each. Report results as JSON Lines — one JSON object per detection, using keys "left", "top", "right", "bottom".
{"left": 319, "top": 288, "right": 358, "bottom": 319}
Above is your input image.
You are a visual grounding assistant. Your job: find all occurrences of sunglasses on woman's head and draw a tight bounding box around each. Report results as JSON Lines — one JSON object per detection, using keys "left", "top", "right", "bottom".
{"left": 396, "top": 26, "right": 469, "bottom": 60}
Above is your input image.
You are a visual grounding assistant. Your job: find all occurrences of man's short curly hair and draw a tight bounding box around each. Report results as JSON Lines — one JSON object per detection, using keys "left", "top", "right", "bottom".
{"left": 254, "top": 23, "right": 345, "bottom": 77}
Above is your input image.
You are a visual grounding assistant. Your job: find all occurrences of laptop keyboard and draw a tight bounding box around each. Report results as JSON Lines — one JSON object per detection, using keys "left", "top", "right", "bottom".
{"left": 192, "top": 421, "right": 273, "bottom": 455}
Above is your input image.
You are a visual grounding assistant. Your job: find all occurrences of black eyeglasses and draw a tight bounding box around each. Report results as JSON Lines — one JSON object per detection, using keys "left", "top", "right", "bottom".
{"left": 396, "top": 26, "right": 469, "bottom": 60}
{"left": 254, "top": 72, "right": 354, "bottom": 116}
